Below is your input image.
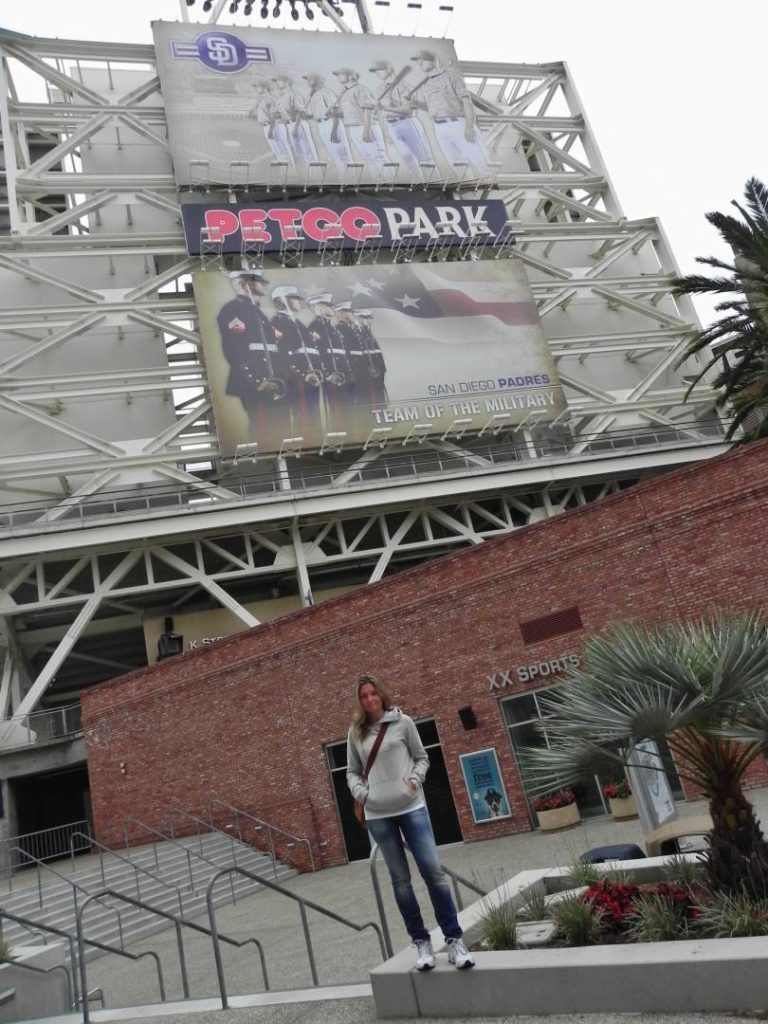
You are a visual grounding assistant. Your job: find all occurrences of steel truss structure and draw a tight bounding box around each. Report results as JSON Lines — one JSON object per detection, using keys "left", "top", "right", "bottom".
{"left": 0, "top": 18, "right": 727, "bottom": 731}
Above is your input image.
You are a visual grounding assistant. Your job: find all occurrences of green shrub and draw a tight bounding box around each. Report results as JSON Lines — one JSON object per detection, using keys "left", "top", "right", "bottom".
{"left": 627, "top": 893, "right": 690, "bottom": 943}
{"left": 478, "top": 891, "right": 517, "bottom": 950}
{"left": 563, "top": 859, "right": 601, "bottom": 888}
{"left": 663, "top": 854, "right": 699, "bottom": 889}
{"left": 517, "top": 883, "right": 548, "bottom": 922}
{"left": 553, "top": 892, "right": 603, "bottom": 946}
{"left": 696, "top": 891, "right": 768, "bottom": 937}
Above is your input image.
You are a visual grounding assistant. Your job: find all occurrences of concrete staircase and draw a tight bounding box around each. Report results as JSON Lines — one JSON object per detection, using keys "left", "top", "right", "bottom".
{"left": 0, "top": 831, "right": 297, "bottom": 960}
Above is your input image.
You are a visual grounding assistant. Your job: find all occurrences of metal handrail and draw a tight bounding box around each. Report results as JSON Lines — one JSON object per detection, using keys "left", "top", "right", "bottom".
{"left": 76, "top": 887, "right": 268, "bottom": 1024}
{"left": 165, "top": 807, "right": 243, "bottom": 901}
{"left": 3, "top": 819, "right": 90, "bottom": 882}
{"left": 0, "top": 954, "right": 75, "bottom": 1011}
{"left": 121, "top": 818, "right": 236, "bottom": 903}
{"left": 0, "top": 421, "right": 726, "bottom": 537}
{"left": 205, "top": 864, "right": 385, "bottom": 1007}
{"left": 0, "top": 906, "right": 163, "bottom": 1014}
{"left": 209, "top": 798, "right": 315, "bottom": 874}
{"left": 369, "top": 842, "right": 486, "bottom": 957}
{"left": 69, "top": 832, "right": 185, "bottom": 917}
{"left": 9, "top": 846, "right": 125, "bottom": 949}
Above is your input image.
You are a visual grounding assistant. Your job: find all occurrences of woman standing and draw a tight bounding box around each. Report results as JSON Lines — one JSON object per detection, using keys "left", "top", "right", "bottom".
{"left": 346, "top": 674, "right": 474, "bottom": 971}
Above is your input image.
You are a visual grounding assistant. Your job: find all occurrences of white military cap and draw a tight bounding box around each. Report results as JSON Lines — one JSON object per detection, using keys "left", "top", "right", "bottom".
{"left": 334, "top": 300, "right": 353, "bottom": 312}
{"left": 229, "top": 269, "right": 268, "bottom": 282}
{"left": 355, "top": 309, "right": 373, "bottom": 319}
{"left": 271, "top": 285, "right": 302, "bottom": 302}
{"left": 307, "top": 293, "right": 334, "bottom": 306}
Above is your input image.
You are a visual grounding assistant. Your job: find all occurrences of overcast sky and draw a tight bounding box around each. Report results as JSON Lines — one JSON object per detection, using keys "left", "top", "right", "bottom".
{"left": 2, "top": 0, "right": 765, "bottom": 324}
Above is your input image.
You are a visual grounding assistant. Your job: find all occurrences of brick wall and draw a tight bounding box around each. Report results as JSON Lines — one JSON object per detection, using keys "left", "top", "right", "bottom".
{"left": 82, "top": 440, "right": 768, "bottom": 868}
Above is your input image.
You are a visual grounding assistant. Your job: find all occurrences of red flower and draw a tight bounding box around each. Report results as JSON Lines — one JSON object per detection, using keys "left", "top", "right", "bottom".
{"left": 532, "top": 788, "right": 576, "bottom": 812}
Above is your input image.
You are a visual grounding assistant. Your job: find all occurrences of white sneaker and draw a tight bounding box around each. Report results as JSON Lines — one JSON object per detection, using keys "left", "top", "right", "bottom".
{"left": 447, "top": 936, "right": 475, "bottom": 969}
{"left": 414, "top": 938, "right": 436, "bottom": 971}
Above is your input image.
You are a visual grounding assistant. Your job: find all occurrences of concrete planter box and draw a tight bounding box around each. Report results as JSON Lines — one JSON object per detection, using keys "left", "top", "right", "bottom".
{"left": 370, "top": 858, "right": 768, "bottom": 1019}
{"left": 0, "top": 944, "right": 70, "bottom": 1023}
{"left": 609, "top": 795, "right": 638, "bottom": 820}
{"left": 535, "top": 801, "right": 580, "bottom": 831}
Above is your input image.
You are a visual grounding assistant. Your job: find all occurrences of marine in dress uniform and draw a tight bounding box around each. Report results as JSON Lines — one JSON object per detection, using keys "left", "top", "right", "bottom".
{"left": 409, "top": 50, "right": 492, "bottom": 178}
{"left": 355, "top": 308, "right": 389, "bottom": 404}
{"left": 302, "top": 73, "right": 351, "bottom": 173}
{"left": 332, "top": 68, "right": 389, "bottom": 173}
{"left": 270, "top": 74, "right": 319, "bottom": 170}
{"left": 216, "top": 270, "right": 290, "bottom": 446}
{"left": 335, "top": 301, "right": 380, "bottom": 410}
{"left": 370, "top": 59, "right": 435, "bottom": 178}
{"left": 249, "top": 80, "right": 295, "bottom": 170}
{"left": 307, "top": 293, "right": 353, "bottom": 427}
{"left": 271, "top": 285, "right": 325, "bottom": 442}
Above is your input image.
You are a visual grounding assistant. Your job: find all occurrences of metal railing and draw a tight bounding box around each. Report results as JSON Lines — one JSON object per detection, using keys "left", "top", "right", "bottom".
{"left": 0, "top": 907, "right": 161, "bottom": 1015}
{"left": 69, "top": 831, "right": 185, "bottom": 917}
{"left": 209, "top": 798, "right": 315, "bottom": 874}
{"left": 8, "top": 847, "right": 125, "bottom": 950}
{"left": 205, "top": 864, "right": 385, "bottom": 1007}
{"left": 0, "top": 422, "right": 726, "bottom": 537}
{"left": 121, "top": 818, "right": 236, "bottom": 903}
{"left": 0, "top": 953, "right": 75, "bottom": 1012}
{"left": 76, "top": 888, "right": 267, "bottom": 1024}
{"left": 2, "top": 819, "right": 90, "bottom": 880}
{"left": 0, "top": 704, "right": 82, "bottom": 752}
{"left": 369, "top": 842, "right": 486, "bottom": 957}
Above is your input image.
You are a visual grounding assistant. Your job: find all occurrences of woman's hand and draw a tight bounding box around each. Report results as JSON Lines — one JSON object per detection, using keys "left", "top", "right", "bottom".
{"left": 404, "top": 779, "right": 418, "bottom": 792}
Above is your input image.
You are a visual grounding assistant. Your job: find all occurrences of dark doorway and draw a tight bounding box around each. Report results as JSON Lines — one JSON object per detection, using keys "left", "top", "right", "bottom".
{"left": 10, "top": 763, "right": 91, "bottom": 863}
{"left": 327, "top": 717, "right": 462, "bottom": 862}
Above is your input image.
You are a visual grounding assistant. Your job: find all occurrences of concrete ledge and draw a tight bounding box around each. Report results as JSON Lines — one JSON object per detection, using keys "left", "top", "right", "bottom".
{"left": 370, "top": 858, "right": 768, "bottom": 1019}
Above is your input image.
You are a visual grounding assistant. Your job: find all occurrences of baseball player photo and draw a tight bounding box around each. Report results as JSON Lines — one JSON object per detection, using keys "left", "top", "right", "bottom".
{"left": 302, "top": 72, "right": 352, "bottom": 173}
{"left": 409, "top": 49, "right": 493, "bottom": 179}
{"left": 270, "top": 74, "right": 319, "bottom": 171}
{"left": 249, "top": 79, "right": 296, "bottom": 170}
{"left": 332, "top": 67, "right": 391, "bottom": 174}
{"left": 370, "top": 59, "right": 436, "bottom": 178}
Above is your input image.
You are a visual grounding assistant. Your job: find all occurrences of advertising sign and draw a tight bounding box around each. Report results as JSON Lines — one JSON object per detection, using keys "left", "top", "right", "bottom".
{"left": 193, "top": 260, "right": 564, "bottom": 456}
{"left": 181, "top": 198, "right": 510, "bottom": 255}
{"left": 153, "top": 21, "right": 498, "bottom": 188}
{"left": 459, "top": 748, "right": 512, "bottom": 823}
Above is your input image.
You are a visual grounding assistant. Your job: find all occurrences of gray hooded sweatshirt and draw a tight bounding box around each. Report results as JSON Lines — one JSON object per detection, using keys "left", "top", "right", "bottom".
{"left": 346, "top": 707, "right": 429, "bottom": 818}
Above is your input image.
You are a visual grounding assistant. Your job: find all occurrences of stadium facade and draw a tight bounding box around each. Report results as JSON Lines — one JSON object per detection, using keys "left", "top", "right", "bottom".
{"left": 0, "top": 1, "right": 727, "bottom": 851}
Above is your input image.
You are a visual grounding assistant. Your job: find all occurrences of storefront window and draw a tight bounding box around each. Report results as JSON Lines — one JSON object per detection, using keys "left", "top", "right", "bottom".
{"left": 501, "top": 687, "right": 684, "bottom": 823}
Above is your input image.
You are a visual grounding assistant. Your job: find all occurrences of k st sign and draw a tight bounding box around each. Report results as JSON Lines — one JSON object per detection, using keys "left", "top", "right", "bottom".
{"left": 181, "top": 198, "right": 510, "bottom": 255}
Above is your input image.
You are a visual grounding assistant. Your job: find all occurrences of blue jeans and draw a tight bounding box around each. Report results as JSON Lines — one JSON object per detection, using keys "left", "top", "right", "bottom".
{"left": 368, "top": 806, "right": 462, "bottom": 942}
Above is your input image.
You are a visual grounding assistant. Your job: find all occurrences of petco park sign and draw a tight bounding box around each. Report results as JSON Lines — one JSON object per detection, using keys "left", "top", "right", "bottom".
{"left": 181, "top": 198, "right": 510, "bottom": 255}
{"left": 487, "top": 654, "right": 581, "bottom": 691}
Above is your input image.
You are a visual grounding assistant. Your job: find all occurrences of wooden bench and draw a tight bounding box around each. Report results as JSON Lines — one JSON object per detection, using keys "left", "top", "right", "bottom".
{"left": 645, "top": 813, "right": 712, "bottom": 857}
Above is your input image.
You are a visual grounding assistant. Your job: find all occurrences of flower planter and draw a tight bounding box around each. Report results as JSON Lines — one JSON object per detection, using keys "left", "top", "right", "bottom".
{"left": 609, "top": 795, "right": 638, "bottom": 821}
{"left": 536, "top": 801, "right": 580, "bottom": 832}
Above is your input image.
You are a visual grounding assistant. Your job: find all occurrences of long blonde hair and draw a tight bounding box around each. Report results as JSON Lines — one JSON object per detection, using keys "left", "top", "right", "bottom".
{"left": 351, "top": 673, "right": 392, "bottom": 739}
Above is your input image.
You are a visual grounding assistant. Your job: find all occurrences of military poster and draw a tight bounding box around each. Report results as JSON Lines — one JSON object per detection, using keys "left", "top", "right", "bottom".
{"left": 459, "top": 749, "right": 512, "bottom": 823}
{"left": 193, "top": 261, "right": 565, "bottom": 457}
{"left": 153, "top": 21, "right": 499, "bottom": 188}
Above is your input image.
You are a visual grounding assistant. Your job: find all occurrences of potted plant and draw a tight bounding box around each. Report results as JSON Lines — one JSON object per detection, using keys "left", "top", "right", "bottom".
{"left": 532, "top": 788, "right": 580, "bottom": 832}
{"left": 602, "top": 778, "right": 638, "bottom": 821}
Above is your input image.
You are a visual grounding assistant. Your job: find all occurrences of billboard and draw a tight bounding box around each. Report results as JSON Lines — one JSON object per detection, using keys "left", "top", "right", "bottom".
{"left": 193, "top": 260, "right": 565, "bottom": 456}
{"left": 153, "top": 22, "right": 498, "bottom": 189}
{"left": 182, "top": 198, "right": 511, "bottom": 255}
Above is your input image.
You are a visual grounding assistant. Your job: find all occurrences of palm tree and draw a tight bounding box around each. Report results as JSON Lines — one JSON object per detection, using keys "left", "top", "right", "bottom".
{"left": 521, "top": 612, "right": 768, "bottom": 898}
{"left": 673, "top": 176, "right": 768, "bottom": 442}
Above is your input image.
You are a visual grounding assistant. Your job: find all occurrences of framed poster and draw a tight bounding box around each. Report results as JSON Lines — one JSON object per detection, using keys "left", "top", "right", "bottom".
{"left": 459, "top": 748, "right": 511, "bottom": 823}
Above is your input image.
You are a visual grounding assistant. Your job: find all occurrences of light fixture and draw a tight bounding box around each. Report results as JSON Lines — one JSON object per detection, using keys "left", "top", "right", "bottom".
{"left": 261, "top": 0, "right": 270, "bottom": 15}
{"left": 303, "top": 0, "right": 315, "bottom": 18}
{"left": 289, "top": 0, "right": 300, "bottom": 19}
{"left": 273, "top": 0, "right": 282, "bottom": 16}
{"left": 244, "top": 0, "right": 254, "bottom": 12}
{"left": 202, "top": 0, "right": 214, "bottom": 10}
{"left": 229, "top": 0, "right": 241, "bottom": 12}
